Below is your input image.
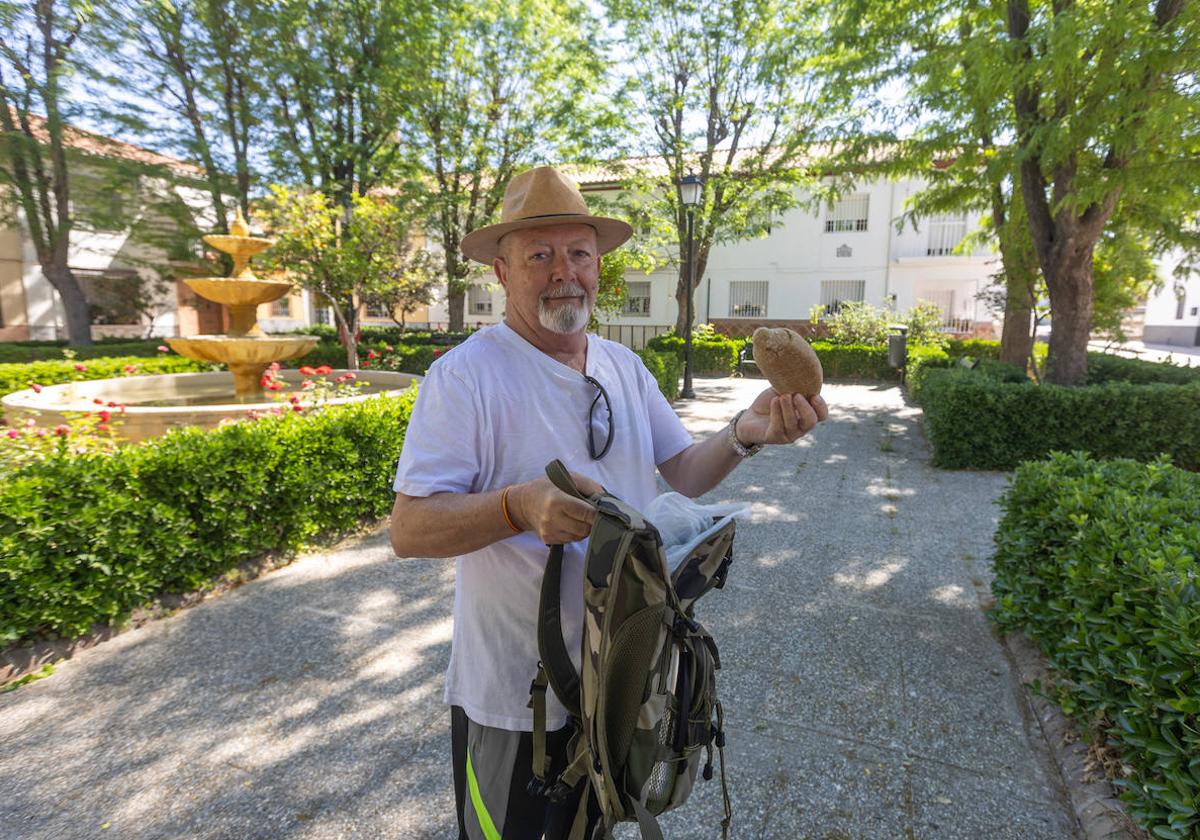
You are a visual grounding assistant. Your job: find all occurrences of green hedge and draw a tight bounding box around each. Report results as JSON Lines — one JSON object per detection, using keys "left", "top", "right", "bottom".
{"left": 637, "top": 348, "right": 684, "bottom": 402}
{"left": 1086, "top": 353, "right": 1200, "bottom": 386}
{"left": 0, "top": 392, "right": 416, "bottom": 645}
{"left": 0, "top": 356, "right": 212, "bottom": 398}
{"left": 916, "top": 368, "right": 1200, "bottom": 470}
{"left": 991, "top": 453, "right": 1200, "bottom": 838}
{"left": 0, "top": 339, "right": 170, "bottom": 364}
{"left": 646, "top": 334, "right": 740, "bottom": 375}
{"left": 809, "top": 341, "right": 897, "bottom": 381}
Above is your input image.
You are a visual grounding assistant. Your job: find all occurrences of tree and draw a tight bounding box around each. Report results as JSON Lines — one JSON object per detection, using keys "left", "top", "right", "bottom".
{"left": 262, "top": 186, "right": 425, "bottom": 368}
{"left": 1005, "top": 0, "right": 1197, "bottom": 384}
{"left": 394, "top": 0, "right": 616, "bottom": 332}
{"left": 371, "top": 247, "right": 439, "bottom": 332}
{"left": 829, "top": 0, "right": 1199, "bottom": 383}
{"left": 603, "top": 0, "right": 839, "bottom": 335}
{"left": 0, "top": 0, "right": 97, "bottom": 345}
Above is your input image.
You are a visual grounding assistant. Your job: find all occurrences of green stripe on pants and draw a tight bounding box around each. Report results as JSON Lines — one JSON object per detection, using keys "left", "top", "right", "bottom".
{"left": 466, "top": 746, "right": 502, "bottom": 840}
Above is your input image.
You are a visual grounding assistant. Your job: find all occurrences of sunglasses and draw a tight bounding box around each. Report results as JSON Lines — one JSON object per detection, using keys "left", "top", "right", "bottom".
{"left": 584, "top": 374, "right": 614, "bottom": 460}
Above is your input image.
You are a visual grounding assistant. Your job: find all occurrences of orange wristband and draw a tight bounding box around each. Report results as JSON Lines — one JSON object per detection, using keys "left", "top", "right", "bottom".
{"left": 500, "top": 486, "right": 521, "bottom": 534}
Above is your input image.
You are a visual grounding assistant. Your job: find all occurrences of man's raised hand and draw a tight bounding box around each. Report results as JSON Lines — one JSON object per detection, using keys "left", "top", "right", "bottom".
{"left": 736, "top": 387, "right": 829, "bottom": 446}
{"left": 510, "top": 472, "right": 602, "bottom": 545}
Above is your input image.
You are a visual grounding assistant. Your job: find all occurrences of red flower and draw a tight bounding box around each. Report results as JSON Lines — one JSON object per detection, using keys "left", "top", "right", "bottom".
{"left": 288, "top": 395, "right": 300, "bottom": 404}
{"left": 98, "top": 410, "right": 111, "bottom": 422}
{"left": 299, "top": 366, "right": 316, "bottom": 375}
{"left": 30, "top": 383, "right": 42, "bottom": 393}
{"left": 157, "top": 345, "right": 169, "bottom": 353}
{"left": 362, "top": 360, "right": 371, "bottom": 368}
{"left": 106, "top": 401, "right": 118, "bottom": 408}
{"left": 5, "top": 429, "right": 19, "bottom": 439}
{"left": 97, "top": 423, "right": 111, "bottom": 433}
{"left": 54, "top": 424, "right": 70, "bottom": 437}
{"left": 334, "top": 375, "right": 346, "bottom": 384}
{"left": 344, "top": 372, "right": 356, "bottom": 380}
{"left": 432, "top": 349, "right": 444, "bottom": 358}
{"left": 74, "top": 363, "right": 87, "bottom": 372}
{"left": 268, "top": 362, "right": 281, "bottom": 371}
{"left": 366, "top": 349, "right": 380, "bottom": 359}
{"left": 123, "top": 364, "right": 138, "bottom": 373}
{"left": 301, "top": 380, "right": 314, "bottom": 389}
{"left": 93, "top": 398, "right": 104, "bottom": 405}
{"left": 315, "top": 365, "right": 333, "bottom": 375}
{"left": 291, "top": 403, "right": 303, "bottom": 412}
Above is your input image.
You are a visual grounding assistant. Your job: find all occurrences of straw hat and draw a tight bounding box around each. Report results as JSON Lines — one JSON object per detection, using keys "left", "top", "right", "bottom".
{"left": 460, "top": 166, "right": 633, "bottom": 264}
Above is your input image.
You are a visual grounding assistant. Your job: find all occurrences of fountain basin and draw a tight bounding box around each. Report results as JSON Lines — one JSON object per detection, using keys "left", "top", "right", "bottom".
{"left": 167, "top": 335, "right": 319, "bottom": 365}
{"left": 2, "top": 370, "right": 421, "bottom": 443}
{"left": 184, "top": 277, "right": 293, "bottom": 307}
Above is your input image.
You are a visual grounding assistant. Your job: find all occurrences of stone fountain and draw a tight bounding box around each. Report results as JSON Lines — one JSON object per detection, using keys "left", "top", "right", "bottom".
{"left": 2, "top": 210, "right": 420, "bottom": 442}
{"left": 167, "top": 208, "right": 319, "bottom": 398}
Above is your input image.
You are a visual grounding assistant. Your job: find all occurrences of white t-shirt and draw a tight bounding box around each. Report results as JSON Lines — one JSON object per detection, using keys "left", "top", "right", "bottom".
{"left": 392, "top": 322, "right": 693, "bottom": 731}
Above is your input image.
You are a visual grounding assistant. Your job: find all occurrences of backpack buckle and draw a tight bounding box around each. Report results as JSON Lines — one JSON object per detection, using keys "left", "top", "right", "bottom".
{"left": 526, "top": 777, "right": 549, "bottom": 798}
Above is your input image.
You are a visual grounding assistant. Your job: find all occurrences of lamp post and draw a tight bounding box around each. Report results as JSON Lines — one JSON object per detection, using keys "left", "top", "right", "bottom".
{"left": 678, "top": 173, "right": 702, "bottom": 400}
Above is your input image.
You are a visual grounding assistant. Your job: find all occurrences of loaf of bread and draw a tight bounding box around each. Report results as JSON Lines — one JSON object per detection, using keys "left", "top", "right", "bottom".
{"left": 751, "top": 327, "right": 823, "bottom": 397}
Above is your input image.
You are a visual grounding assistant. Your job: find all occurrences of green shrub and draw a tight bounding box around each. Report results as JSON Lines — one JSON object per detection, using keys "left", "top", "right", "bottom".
{"left": 809, "top": 341, "right": 897, "bottom": 381}
{"left": 0, "top": 340, "right": 173, "bottom": 364}
{"left": 916, "top": 369, "right": 1200, "bottom": 470}
{"left": 991, "top": 453, "right": 1200, "bottom": 837}
{"left": 825, "top": 301, "right": 891, "bottom": 346}
{"left": 0, "top": 391, "right": 417, "bottom": 644}
{"left": 0, "top": 356, "right": 212, "bottom": 398}
{"left": 637, "top": 348, "right": 683, "bottom": 402}
{"left": 1086, "top": 353, "right": 1200, "bottom": 386}
{"left": 945, "top": 338, "right": 1004, "bottom": 360}
{"left": 282, "top": 325, "right": 472, "bottom": 345}
{"left": 905, "top": 344, "right": 952, "bottom": 400}
{"left": 644, "top": 334, "right": 740, "bottom": 375}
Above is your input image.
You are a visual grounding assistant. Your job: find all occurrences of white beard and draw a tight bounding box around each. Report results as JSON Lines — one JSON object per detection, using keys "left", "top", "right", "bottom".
{"left": 538, "top": 282, "right": 591, "bottom": 334}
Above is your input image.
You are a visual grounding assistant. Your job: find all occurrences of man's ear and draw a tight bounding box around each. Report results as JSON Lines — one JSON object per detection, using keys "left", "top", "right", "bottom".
{"left": 493, "top": 257, "right": 508, "bottom": 288}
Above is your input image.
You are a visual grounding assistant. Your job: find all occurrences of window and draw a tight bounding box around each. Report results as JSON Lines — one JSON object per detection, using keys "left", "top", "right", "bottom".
{"left": 926, "top": 214, "right": 968, "bottom": 256}
{"left": 270, "top": 296, "right": 292, "bottom": 318}
{"left": 74, "top": 268, "right": 143, "bottom": 324}
{"left": 1177, "top": 296, "right": 1187, "bottom": 320}
{"left": 469, "top": 285, "right": 493, "bottom": 315}
{"left": 314, "top": 306, "right": 333, "bottom": 325}
{"left": 820, "top": 280, "right": 866, "bottom": 315}
{"left": 363, "top": 301, "right": 391, "bottom": 319}
{"left": 825, "top": 194, "right": 869, "bottom": 232}
{"left": 623, "top": 281, "right": 651, "bottom": 316}
{"left": 729, "top": 281, "right": 768, "bottom": 318}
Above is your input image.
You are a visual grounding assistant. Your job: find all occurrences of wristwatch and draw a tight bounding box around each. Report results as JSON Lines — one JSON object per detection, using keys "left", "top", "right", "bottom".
{"left": 727, "top": 409, "right": 763, "bottom": 458}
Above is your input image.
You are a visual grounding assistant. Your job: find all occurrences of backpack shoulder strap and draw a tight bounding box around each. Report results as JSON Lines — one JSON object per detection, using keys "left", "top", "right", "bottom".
{"left": 537, "top": 543, "right": 582, "bottom": 718}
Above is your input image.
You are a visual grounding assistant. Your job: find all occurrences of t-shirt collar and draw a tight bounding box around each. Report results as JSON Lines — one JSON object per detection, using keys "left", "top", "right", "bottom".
{"left": 494, "top": 321, "right": 594, "bottom": 380}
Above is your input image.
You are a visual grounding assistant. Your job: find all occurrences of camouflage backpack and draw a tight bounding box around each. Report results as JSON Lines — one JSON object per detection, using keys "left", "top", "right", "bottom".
{"left": 527, "top": 460, "right": 736, "bottom": 840}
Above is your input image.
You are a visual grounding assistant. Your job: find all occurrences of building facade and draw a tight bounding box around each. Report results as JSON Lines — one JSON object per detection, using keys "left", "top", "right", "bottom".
{"left": 1142, "top": 248, "right": 1200, "bottom": 347}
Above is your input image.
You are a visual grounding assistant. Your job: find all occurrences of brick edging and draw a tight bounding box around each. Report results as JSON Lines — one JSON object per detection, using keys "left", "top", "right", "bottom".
{"left": 1003, "top": 630, "right": 1148, "bottom": 840}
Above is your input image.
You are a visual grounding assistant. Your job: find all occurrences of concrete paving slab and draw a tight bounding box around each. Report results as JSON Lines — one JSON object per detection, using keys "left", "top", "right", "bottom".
{"left": 0, "top": 378, "right": 1079, "bottom": 839}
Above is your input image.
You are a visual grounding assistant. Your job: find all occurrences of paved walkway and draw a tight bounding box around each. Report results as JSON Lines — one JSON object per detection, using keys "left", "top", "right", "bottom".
{"left": 0, "top": 379, "right": 1078, "bottom": 840}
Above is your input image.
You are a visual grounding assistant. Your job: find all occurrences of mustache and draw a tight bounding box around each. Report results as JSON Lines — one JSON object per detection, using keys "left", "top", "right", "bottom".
{"left": 540, "top": 282, "right": 586, "bottom": 301}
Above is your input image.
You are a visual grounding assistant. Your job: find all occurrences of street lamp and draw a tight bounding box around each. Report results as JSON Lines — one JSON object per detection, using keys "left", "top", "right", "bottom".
{"left": 679, "top": 173, "right": 702, "bottom": 399}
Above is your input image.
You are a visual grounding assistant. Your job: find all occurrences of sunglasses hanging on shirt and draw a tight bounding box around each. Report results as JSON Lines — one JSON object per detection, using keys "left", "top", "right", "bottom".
{"left": 584, "top": 374, "right": 614, "bottom": 460}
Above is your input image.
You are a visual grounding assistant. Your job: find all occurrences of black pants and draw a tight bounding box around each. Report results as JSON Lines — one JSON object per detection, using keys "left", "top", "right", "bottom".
{"left": 451, "top": 706, "right": 601, "bottom": 839}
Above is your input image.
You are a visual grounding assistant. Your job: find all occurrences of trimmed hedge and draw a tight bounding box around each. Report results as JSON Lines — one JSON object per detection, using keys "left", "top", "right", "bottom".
{"left": 0, "top": 339, "right": 170, "bottom": 364}
{"left": 0, "top": 391, "right": 416, "bottom": 644}
{"left": 1086, "top": 353, "right": 1200, "bottom": 386}
{"left": 646, "top": 334, "right": 740, "bottom": 376}
{"left": 0, "top": 356, "right": 212, "bottom": 398}
{"left": 809, "top": 341, "right": 896, "bottom": 381}
{"left": 916, "top": 368, "right": 1200, "bottom": 470}
{"left": 637, "top": 348, "right": 684, "bottom": 402}
{"left": 991, "top": 454, "right": 1200, "bottom": 837}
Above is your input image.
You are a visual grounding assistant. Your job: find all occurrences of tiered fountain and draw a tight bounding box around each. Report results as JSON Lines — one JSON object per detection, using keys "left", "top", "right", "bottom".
{"left": 2, "top": 211, "right": 419, "bottom": 442}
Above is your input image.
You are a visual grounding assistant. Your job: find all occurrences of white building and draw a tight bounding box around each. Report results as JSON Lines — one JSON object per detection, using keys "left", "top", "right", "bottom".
{"left": 1142, "top": 249, "right": 1200, "bottom": 347}
{"left": 426, "top": 174, "right": 1001, "bottom": 346}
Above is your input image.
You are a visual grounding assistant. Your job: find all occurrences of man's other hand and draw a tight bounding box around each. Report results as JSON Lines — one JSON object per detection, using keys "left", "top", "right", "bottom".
{"left": 511, "top": 472, "right": 602, "bottom": 545}
{"left": 737, "top": 387, "right": 829, "bottom": 445}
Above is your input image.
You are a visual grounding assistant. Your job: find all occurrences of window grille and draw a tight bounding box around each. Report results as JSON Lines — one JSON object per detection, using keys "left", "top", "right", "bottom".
{"left": 819, "top": 280, "right": 865, "bottom": 315}
{"left": 362, "top": 301, "right": 391, "bottom": 318}
{"left": 926, "top": 214, "right": 968, "bottom": 256}
{"left": 825, "top": 194, "right": 869, "bottom": 232}
{"left": 917, "top": 290, "right": 955, "bottom": 325}
{"left": 624, "top": 281, "right": 651, "bottom": 316}
{"left": 314, "top": 307, "right": 333, "bottom": 325}
{"left": 729, "top": 281, "right": 768, "bottom": 318}
{"left": 270, "top": 296, "right": 292, "bottom": 318}
{"left": 1177, "top": 295, "right": 1187, "bottom": 320}
{"left": 469, "top": 285, "right": 493, "bottom": 315}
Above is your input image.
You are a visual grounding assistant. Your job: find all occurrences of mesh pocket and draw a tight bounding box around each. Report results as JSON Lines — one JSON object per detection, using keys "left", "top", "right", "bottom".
{"left": 644, "top": 703, "right": 677, "bottom": 805}
{"left": 602, "top": 605, "right": 668, "bottom": 767}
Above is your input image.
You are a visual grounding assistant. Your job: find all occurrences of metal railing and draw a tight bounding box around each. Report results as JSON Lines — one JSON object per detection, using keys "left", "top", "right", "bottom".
{"left": 593, "top": 323, "right": 673, "bottom": 349}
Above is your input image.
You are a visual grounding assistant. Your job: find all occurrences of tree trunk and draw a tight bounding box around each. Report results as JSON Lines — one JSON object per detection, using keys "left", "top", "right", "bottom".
{"left": 447, "top": 289, "right": 465, "bottom": 332}
{"left": 999, "top": 285, "right": 1035, "bottom": 371}
{"left": 1043, "top": 253, "right": 1095, "bottom": 385}
{"left": 44, "top": 264, "right": 94, "bottom": 346}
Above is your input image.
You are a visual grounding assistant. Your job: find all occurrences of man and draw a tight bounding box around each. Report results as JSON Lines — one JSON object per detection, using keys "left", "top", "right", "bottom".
{"left": 389, "top": 166, "right": 827, "bottom": 840}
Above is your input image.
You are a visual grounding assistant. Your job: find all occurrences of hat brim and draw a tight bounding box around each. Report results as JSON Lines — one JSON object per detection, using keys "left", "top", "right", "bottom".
{"left": 461, "top": 214, "right": 633, "bottom": 264}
